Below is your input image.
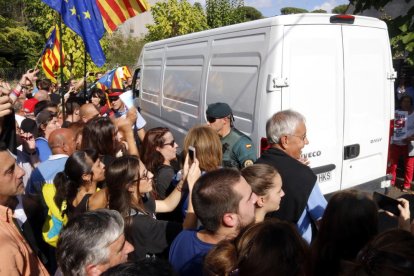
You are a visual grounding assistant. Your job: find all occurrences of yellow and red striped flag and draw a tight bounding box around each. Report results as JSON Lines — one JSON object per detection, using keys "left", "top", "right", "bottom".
{"left": 41, "top": 26, "right": 64, "bottom": 83}
{"left": 96, "top": 0, "right": 150, "bottom": 33}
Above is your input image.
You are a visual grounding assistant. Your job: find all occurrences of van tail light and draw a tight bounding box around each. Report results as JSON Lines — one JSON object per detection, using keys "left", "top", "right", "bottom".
{"left": 387, "top": 119, "right": 394, "bottom": 162}
{"left": 330, "top": 15, "right": 355, "bottom": 24}
{"left": 260, "top": 137, "right": 271, "bottom": 155}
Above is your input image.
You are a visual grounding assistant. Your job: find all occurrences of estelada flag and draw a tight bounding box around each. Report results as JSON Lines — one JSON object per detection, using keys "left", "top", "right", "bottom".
{"left": 96, "top": 0, "right": 150, "bottom": 33}
{"left": 41, "top": 26, "right": 65, "bottom": 83}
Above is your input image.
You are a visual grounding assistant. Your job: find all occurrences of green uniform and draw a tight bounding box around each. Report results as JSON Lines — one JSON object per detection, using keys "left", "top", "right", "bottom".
{"left": 221, "top": 128, "right": 256, "bottom": 169}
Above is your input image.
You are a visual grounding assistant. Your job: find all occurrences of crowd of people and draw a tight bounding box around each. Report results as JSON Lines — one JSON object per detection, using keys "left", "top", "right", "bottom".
{"left": 0, "top": 69, "right": 413, "bottom": 276}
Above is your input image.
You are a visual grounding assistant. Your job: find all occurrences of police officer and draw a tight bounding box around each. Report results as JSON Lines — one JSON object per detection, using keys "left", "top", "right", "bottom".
{"left": 206, "top": 102, "right": 256, "bottom": 169}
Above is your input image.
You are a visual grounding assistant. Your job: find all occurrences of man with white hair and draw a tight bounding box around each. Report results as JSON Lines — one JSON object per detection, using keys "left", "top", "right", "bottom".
{"left": 56, "top": 209, "right": 134, "bottom": 276}
{"left": 256, "top": 109, "right": 327, "bottom": 243}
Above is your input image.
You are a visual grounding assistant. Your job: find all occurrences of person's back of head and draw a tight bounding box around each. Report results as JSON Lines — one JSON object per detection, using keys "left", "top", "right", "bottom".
{"left": 183, "top": 125, "right": 222, "bottom": 171}
{"left": 192, "top": 168, "right": 242, "bottom": 233}
{"left": 34, "top": 90, "right": 49, "bottom": 102}
{"left": 65, "top": 99, "right": 81, "bottom": 116}
{"left": 48, "top": 128, "right": 76, "bottom": 155}
{"left": 204, "top": 218, "right": 310, "bottom": 276}
{"left": 102, "top": 258, "right": 177, "bottom": 276}
{"left": 81, "top": 116, "right": 117, "bottom": 156}
{"left": 57, "top": 209, "right": 128, "bottom": 276}
{"left": 312, "top": 190, "right": 378, "bottom": 276}
{"left": 80, "top": 103, "right": 100, "bottom": 122}
{"left": 37, "top": 79, "right": 52, "bottom": 92}
{"left": 34, "top": 100, "right": 57, "bottom": 117}
{"left": 340, "top": 229, "right": 414, "bottom": 276}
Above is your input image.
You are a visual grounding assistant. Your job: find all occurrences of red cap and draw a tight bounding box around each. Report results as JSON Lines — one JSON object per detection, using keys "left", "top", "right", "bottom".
{"left": 108, "top": 91, "right": 123, "bottom": 97}
{"left": 23, "top": 98, "right": 39, "bottom": 113}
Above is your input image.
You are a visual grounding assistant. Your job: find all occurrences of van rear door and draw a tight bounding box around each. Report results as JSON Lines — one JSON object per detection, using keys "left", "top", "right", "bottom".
{"left": 340, "top": 24, "right": 393, "bottom": 190}
{"left": 280, "top": 23, "right": 345, "bottom": 194}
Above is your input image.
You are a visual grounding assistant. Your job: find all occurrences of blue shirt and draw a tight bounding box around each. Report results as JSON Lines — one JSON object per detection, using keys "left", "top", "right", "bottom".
{"left": 35, "top": 137, "right": 52, "bottom": 162}
{"left": 169, "top": 230, "right": 213, "bottom": 276}
{"left": 26, "top": 155, "right": 68, "bottom": 195}
{"left": 297, "top": 183, "right": 327, "bottom": 244}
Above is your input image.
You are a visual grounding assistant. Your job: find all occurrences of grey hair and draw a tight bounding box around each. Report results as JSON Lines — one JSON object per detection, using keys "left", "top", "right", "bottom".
{"left": 57, "top": 209, "right": 125, "bottom": 276}
{"left": 266, "top": 110, "right": 306, "bottom": 144}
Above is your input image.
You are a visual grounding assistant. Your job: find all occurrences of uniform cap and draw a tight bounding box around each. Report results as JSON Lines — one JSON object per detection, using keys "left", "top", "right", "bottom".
{"left": 206, "top": 102, "right": 232, "bottom": 118}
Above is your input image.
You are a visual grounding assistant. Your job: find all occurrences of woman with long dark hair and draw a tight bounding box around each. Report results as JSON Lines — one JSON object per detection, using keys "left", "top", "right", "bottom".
{"left": 42, "top": 149, "right": 105, "bottom": 247}
{"left": 53, "top": 149, "right": 105, "bottom": 219}
{"left": 106, "top": 154, "right": 200, "bottom": 260}
{"left": 311, "top": 190, "right": 379, "bottom": 276}
{"left": 141, "top": 127, "right": 179, "bottom": 199}
{"left": 204, "top": 219, "right": 310, "bottom": 276}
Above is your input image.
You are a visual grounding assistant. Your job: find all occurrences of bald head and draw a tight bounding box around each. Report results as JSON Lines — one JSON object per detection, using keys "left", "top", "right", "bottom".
{"left": 48, "top": 128, "right": 76, "bottom": 155}
{"left": 34, "top": 90, "right": 50, "bottom": 101}
{"left": 80, "top": 103, "right": 100, "bottom": 123}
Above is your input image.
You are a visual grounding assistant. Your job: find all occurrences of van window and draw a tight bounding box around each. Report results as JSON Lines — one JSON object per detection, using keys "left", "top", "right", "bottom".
{"left": 206, "top": 55, "right": 260, "bottom": 134}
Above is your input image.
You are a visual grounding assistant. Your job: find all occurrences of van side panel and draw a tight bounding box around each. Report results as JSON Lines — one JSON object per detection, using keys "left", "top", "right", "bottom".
{"left": 141, "top": 47, "right": 164, "bottom": 117}
{"left": 206, "top": 31, "right": 269, "bottom": 136}
{"left": 341, "top": 26, "right": 393, "bottom": 189}
{"left": 281, "top": 25, "right": 345, "bottom": 194}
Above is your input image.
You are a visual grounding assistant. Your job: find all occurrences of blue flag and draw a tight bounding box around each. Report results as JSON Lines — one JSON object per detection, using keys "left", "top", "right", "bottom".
{"left": 42, "top": 0, "right": 106, "bottom": 67}
{"left": 97, "top": 69, "right": 117, "bottom": 87}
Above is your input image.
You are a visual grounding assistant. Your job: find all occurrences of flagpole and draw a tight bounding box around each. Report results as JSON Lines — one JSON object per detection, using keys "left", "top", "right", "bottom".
{"left": 34, "top": 55, "right": 42, "bottom": 70}
{"left": 59, "top": 17, "right": 66, "bottom": 121}
{"left": 83, "top": 48, "right": 87, "bottom": 101}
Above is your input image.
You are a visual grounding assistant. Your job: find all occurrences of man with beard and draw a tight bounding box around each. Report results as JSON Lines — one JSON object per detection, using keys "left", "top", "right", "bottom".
{"left": 169, "top": 168, "right": 257, "bottom": 276}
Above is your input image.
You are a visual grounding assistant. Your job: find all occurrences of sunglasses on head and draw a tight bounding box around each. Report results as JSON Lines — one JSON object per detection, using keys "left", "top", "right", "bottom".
{"left": 207, "top": 116, "right": 217, "bottom": 123}
{"left": 109, "top": 96, "right": 119, "bottom": 102}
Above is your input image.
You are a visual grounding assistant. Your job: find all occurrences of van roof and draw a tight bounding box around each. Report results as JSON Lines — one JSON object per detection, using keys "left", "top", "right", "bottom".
{"left": 145, "top": 14, "right": 387, "bottom": 48}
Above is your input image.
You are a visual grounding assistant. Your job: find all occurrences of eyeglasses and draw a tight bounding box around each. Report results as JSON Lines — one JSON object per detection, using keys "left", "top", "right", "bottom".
{"left": 288, "top": 134, "right": 307, "bottom": 141}
{"left": 163, "top": 140, "right": 175, "bottom": 147}
{"left": 109, "top": 96, "right": 119, "bottom": 102}
{"left": 139, "top": 170, "right": 151, "bottom": 181}
{"left": 207, "top": 116, "right": 217, "bottom": 123}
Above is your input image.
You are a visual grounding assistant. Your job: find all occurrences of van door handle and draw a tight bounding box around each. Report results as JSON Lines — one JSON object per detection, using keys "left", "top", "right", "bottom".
{"left": 344, "top": 144, "right": 360, "bottom": 160}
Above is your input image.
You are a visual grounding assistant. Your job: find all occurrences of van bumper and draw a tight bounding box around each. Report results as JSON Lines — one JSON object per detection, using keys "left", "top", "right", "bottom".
{"left": 325, "top": 174, "right": 393, "bottom": 199}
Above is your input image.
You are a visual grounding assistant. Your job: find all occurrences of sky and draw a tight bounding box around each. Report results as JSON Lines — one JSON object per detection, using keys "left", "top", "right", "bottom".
{"left": 246, "top": 0, "right": 350, "bottom": 17}
{"left": 189, "top": 0, "right": 350, "bottom": 18}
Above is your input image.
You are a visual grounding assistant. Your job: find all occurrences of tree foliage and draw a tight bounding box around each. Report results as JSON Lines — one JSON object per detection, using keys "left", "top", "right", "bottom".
{"left": 237, "top": 6, "right": 263, "bottom": 22}
{"left": 311, "top": 9, "right": 327, "bottom": 13}
{"left": 206, "top": 0, "right": 245, "bottom": 28}
{"left": 145, "top": 0, "right": 208, "bottom": 42}
{"left": 1, "top": 0, "right": 132, "bottom": 81}
{"left": 350, "top": 0, "right": 414, "bottom": 65}
{"left": 332, "top": 4, "right": 349, "bottom": 14}
{"left": 280, "top": 7, "right": 308, "bottom": 15}
{"left": 0, "top": 13, "right": 41, "bottom": 79}
{"left": 106, "top": 33, "right": 145, "bottom": 69}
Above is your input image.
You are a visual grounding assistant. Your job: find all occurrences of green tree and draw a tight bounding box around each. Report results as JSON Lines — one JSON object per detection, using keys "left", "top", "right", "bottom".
{"left": 332, "top": 4, "right": 349, "bottom": 14}
{"left": 106, "top": 33, "right": 145, "bottom": 69}
{"left": 145, "top": 0, "right": 208, "bottom": 41}
{"left": 194, "top": 2, "right": 204, "bottom": 12}
{"left": 280, "top": 7, "right": 308, "bottom": 15}
{"left": 206, "top": 0, "right": 245, "bottom": 28}
{"left": 350, "top": 0, "right": 414, "bottom": 65}
{"left": 23, "top": 0, "right": 110, "bottom": 79}
{"left": 311, "top": 9, "right": 327, "bottom": 13}
{"left": 237, "top": 6, "right": 263, "bottom": 21}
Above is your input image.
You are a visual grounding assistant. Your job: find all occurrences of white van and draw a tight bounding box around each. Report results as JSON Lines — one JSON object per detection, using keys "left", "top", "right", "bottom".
{"left": 132, "top": 13, "right": 396, "bottom": 194}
